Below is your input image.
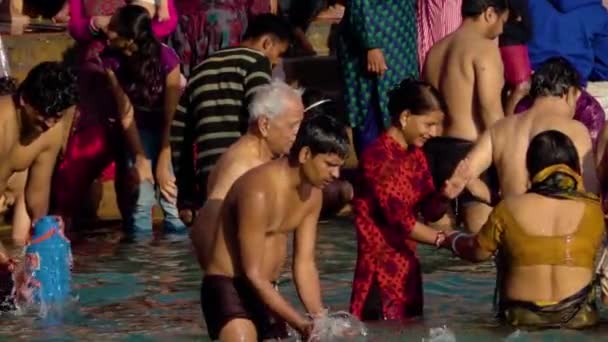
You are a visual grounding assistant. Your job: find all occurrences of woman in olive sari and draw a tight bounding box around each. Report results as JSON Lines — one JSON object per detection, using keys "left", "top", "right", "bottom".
{"left": 446, "top": 130, "right": 606, "bottom": 329}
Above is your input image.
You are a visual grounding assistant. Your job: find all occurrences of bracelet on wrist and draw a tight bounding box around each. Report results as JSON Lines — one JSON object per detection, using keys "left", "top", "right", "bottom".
{"left": 450, "top": 232, "right": 466, "bottom": 256}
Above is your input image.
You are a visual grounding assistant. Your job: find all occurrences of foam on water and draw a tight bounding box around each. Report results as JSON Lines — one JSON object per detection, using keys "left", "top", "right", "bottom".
{"left": 307, "top": 311, "right": 368, "bottom": 341}
{"left": 423, "top": 326, "right": 456, "bottom": 342}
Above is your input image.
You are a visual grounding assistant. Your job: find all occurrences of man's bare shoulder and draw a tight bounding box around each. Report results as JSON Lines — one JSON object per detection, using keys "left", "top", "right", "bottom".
{"left": 563, "top": 119, "right": 592, "bottom": 140}
{"left": 0, "top": 95, "right": 15, "bottom": 124}
{"left": 472, "top": 40, "right": 501, "bottom": 65}
{"left": 230, "top": 160, "right": 279, "bottom": 196}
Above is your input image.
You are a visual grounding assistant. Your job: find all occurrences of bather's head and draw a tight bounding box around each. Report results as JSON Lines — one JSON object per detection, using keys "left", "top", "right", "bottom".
{"left": 242, "top": 14, "right": 293, "bottom": 67}
{"left": 388, "top": 78, "right": 446, "bottom": 147}
{"left": 249, "top": 80, "right": 305, "bottom": 156}
{"left": 462, "top": 0, "right": 509, "bottom": 39}
{"left": 289, "top": 114, "right": 349, "bottom": 189}
{"left": 530, "top": 57, "right": 581, "bottom": 117}
{"left": 18, "top": 62, "right": 78, "bottom": 136}
{"left": 526, "top": 130, "right": 580, "bottom": 179}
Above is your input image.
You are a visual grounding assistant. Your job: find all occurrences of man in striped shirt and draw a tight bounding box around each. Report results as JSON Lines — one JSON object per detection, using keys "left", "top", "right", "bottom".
{"left": 171, "top": 13, "right": 293, "bottom": 203}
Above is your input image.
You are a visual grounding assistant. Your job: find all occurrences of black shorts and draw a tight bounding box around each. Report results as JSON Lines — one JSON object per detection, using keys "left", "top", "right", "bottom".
{"left": 424, "top": 136, "right": 500, "bottom": 207}
{"left": 200, "top": 275, "right": 287, "bottom": 341}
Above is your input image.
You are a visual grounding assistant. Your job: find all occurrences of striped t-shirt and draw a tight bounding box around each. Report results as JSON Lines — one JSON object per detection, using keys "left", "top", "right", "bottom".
{"left": 171, "top": 47, "right": 271, "bottom": 183}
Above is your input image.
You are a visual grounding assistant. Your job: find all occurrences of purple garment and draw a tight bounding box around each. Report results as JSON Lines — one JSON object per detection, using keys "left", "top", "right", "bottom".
{"left": 514, "top": 90, "right": 606, "bottom": 150}
{"left": 101, "top": 44, "right": 180, "bottom": 130}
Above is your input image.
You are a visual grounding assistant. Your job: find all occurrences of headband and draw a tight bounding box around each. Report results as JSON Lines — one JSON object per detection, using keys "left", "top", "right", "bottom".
{"left": 304, "top": 99, "right": 332, "bottom": 112}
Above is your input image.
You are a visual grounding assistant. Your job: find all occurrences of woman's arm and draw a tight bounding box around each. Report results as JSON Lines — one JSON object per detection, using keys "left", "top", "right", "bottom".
{"left": 151, "top": 0, "right": 177, "bottom": 38}
{"left": 105, "top": 69, "right": 154, "bottom": 184}
{"left": 361, "top": 155, "right": 445, "bottom": 246}
{"left": 156, "top": 65, "right": 181, "bottom": 203}
{"left": 68, "top": 0, "right": 95, "bottom": 42}
{"left": 444, "top": 208, "right": 503, "bottom": 262}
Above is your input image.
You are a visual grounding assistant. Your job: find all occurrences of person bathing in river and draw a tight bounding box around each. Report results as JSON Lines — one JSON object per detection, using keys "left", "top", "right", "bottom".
{"left": 203, "top": 114, "right": 349, "bottom": 340}
{"left": 446, "top": 130, "right": 606, "bottom": 329}
{"left": 100, "top": 5, "right": 185, "bottom": 232}
{"left": 0, "top": 62, "right": 78, "bottom": 269}
{"left": 447, "top": 58, "right": 599, "bottom": 205}
{"left": 349, "top": 79, "right": 469, "bottom": 321}
{"left": 191, "top": 80, "right": 304, "bottom": 270}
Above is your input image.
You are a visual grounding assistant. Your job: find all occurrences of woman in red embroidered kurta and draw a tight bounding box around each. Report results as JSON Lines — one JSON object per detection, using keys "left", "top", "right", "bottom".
{"left": 350, "top": 79, "right": 469, "bottom": 320}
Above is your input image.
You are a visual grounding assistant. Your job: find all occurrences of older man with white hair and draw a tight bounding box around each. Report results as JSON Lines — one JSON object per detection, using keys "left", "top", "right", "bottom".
{"left": 190, "top": 79, "right": 304, "bottom": 270}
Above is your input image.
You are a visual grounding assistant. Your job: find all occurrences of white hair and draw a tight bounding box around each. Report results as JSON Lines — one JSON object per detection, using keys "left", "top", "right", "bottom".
{"left": 248, "top": 79, "right": 303, "bottom": 124}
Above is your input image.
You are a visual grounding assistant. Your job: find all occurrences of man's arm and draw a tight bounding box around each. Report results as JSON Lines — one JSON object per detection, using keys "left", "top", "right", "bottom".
{"left": 474, "top": 46, "right": 505, "bottom": 128}
{"left": 25, "top": 146, "right": 60, "bottom": 221}
{"left": 447, "top": 129, "right": 494, "bottom": 202}
{"left": 237, "top": 187, "right": 310, "bottom": 334}
{"left": 292, "top": 191, "right": 324, "bottom": 316}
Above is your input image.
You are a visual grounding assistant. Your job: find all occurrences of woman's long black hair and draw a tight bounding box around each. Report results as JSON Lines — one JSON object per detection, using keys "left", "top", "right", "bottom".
{"left": 110, "top": 5, "right": 163, "bottom": 106}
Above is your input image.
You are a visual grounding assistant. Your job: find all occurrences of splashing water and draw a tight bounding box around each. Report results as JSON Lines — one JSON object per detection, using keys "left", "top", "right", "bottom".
{"left": 2, "top": 216, "right": 74, "bottom": 324}
{"left": 422, "top": 326, "right": 456, "bottom": 342}
{"left": 307, "top": 311, "right": 368, "bottom": 341}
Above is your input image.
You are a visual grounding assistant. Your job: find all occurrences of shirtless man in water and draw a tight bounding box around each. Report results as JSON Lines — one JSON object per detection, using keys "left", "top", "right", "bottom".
{"left": 191, "top": 80, "right": 304, "bottom": 269}
{"left": 450, "top": 57, "right": 599, "bottom": 202}
{"left": 0, "top": 62, "right": 78, "bottom": 266}
{"left": 423, "top": 0, "right": 509, "bottom": 232}
{"left": 203, "top": 114, "right": 349, "bottom": 341}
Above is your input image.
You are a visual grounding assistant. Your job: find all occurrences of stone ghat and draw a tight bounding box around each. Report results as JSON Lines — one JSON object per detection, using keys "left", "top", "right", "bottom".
{"left": 0, "top": 22, "right": 72, "bottom": 81}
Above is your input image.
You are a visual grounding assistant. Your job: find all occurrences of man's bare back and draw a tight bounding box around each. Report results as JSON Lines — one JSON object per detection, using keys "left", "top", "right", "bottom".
{"left": 461, "top": 58, "right": 600, "bottom": 199}
{"left": 424, "top": 27, "right": 505, "bottom": 141}
{"left": 488, "top": 106, "right": 597, "bottom": 196}
{"left": 191, "top": 135, "right": 273, "bottom": 268}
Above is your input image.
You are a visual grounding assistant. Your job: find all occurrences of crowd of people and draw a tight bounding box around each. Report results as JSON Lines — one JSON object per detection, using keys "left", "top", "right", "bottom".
{"left": 0, "top": 0, "right": 608, "bottom": 340}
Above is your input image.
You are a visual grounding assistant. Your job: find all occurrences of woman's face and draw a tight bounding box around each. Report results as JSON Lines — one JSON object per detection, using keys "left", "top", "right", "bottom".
{"left": 106, "top": 18, "right": 134, "bottom": 55}
{"left": 401, "top": 109, "right": 444, "bottom": 147}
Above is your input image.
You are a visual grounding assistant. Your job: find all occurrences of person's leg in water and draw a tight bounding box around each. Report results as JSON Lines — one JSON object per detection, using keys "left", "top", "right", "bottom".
{"left": 219, "top": 319, "right": 258, "bottom": 342}
{"left": 157, "top": 162, "right": 187, "bottom": 233}
{"left": 124, "top": 129, "right": 158, "bottom": 232}
{"left": 124, "top": 129, "right": 186, "bottom": 233}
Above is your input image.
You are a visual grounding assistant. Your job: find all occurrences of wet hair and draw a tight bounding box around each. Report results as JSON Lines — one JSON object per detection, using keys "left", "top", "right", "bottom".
{"left": 529, "top": 57, "right": 581, "bottom": 99}
{"left": 248, "top": 80, "right": 303, "bottom": 123}
{"left": 526, "top": 130, "right": 580, "bottom": 178}
{"left": 0, "top": 77, "right": 18, "bottom": 96}
{"left": 243, "top": 13, "right": 294, "bottom": 44}
{"left": 110, "top": 5, "right": 163, "bottom": 106}
{"left": 462, "top": 0, "right": 509, "bottom": 18}
{"left": 387, "top": 78, "right": 446, "bottom": 123}
{"left": 288, "top": 113, "right": 349, "bottom": 161}
{"left": 302, "top": 88, "right": 338, "bottom": 117}
{"left": 18, "top": 62, "right": 78, "bottom": 118}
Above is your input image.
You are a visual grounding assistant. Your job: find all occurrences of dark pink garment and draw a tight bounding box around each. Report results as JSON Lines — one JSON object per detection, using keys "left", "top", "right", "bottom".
{"left": 69, "top": 0, "right": 178, "bottom": 42}
{"left": 99, "top": 44, "right": 180, "bottom": 129}
{"left": 514, "top": 90, "right": 606, "bottom": 150}
{"left": 500, "top": 45, "right": 532, "bottom": 86}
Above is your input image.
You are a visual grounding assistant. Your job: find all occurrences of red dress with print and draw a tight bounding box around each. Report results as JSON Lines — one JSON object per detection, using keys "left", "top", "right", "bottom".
{"left": 349, "top": 133, "right": 446, "bottom": 320}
